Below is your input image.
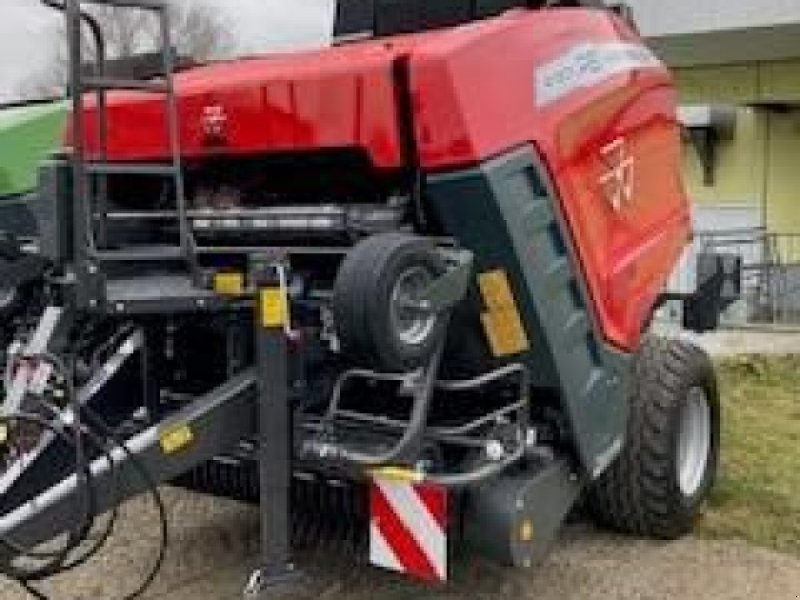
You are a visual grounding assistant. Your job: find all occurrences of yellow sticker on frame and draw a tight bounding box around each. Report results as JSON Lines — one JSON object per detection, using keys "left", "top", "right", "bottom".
{"left": 159, "top": 424, "right": 195, "bottom": 455}
{"left": 260, "top": 288, "right": 289, "bottom": 329}
{"left": 213, "top": 271, "right": 245, "bottom": 296}
{"left": 478, "top": 270, "right": 530, "bottom": 357}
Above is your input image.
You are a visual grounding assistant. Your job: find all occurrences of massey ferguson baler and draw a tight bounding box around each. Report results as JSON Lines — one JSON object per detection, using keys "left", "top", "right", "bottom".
{"left": 0, "top": 0, "right": 733, "bottom": 597}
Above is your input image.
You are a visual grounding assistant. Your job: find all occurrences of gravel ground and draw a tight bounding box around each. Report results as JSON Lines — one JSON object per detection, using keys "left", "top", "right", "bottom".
{"left": 3, "top": 488, "right": 799, "bottom": 600}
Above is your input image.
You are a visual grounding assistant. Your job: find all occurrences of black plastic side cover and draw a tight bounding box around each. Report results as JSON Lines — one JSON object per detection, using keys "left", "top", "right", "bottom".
{"left": 427, "top": 146, "right": 630, "bottom": 476}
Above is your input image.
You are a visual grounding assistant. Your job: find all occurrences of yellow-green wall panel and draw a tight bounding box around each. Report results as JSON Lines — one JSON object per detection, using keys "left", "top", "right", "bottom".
{"left": 675, "top": 60, "right": 800, "bottom": 105}
{"left": 682, "top": 107, "right": 766, "bottom": 206}
{"left": 759, "top": 60, "right": 800, "bottom": 103}
{"left": 764, "top": 110, "right": 800, "bottom": 234}
{"left": 674, "top": 61, "right": 800, "bottom": 236}
{"left": 675, "top": 65, "right": 759, "bottom": 105}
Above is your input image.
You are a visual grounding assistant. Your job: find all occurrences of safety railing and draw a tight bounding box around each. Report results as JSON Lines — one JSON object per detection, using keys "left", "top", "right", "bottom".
{"left": 665, "top": 227, "right": 800, "bottom": 330}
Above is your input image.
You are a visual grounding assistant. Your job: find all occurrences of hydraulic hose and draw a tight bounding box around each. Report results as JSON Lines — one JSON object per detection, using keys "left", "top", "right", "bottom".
{"left": 0, "top": 339, "right": 167, "bottom": 599}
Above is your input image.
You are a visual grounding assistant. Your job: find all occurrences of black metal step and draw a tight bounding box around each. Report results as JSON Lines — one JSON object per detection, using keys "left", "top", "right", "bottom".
{"left": 85, "top": 162, "right": 178, "bottom": 176}
{"left": 105, "top": 274, "right": 228, "bottom": 315}
{"left": 83, "top": 76, "right": 169, "bottom": 93}
{"left": 79, "top": 0, "right": 165, "bottom": 12}
{"left": 105, "top": 211, "right": 181, "bottom": 221}
{"left": 95, "top": 245, "right": 185, "bottom": 262}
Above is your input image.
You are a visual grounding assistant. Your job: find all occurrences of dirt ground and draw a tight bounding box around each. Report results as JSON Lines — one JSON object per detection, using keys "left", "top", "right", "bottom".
{"left": 3, "top": 488, "right": 800, "bottom": 600}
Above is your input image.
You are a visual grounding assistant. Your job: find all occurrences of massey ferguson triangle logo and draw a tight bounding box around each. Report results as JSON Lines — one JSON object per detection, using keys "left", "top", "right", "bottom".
{"left": 202, "top": 104, "right": 228, "bottom": 144}
{"left": 599, "top": 138, "right": 635, "bottom": 212}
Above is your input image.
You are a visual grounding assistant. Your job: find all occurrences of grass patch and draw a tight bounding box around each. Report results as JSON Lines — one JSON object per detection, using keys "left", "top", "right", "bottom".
{"left": 696, "top": 355, "right": 800, "bottom": 556}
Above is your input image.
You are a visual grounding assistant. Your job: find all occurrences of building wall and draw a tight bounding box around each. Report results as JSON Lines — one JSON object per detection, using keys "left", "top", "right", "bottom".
{"left": 763, "top": 109, "right": 800, "bottom": 234}
{"left": 675, "top": 60, "right": 800, "bottom": 105}
{"left": 623, "top": 0, "right": 800, "bottom": 239}
{"left": 674, "top": 60, "right": 800, "bottom": 235}
{"left": 626, "top": 0, "right": 800, "bottom": 36}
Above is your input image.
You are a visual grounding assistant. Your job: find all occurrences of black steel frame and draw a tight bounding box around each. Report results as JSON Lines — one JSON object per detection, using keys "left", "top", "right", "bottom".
{"left": 246, "top": 260, "right": 303, "bottom": 595}
{"left": 301, "top": 361, "right": 531, "bottom": 488}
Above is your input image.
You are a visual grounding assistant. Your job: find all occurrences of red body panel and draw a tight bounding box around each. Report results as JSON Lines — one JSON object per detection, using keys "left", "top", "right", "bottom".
{"left": 76, "top": 9, "right": 690, "bottom": 351}
{"left": 79, "top": 39, "right": 420, "bottom": 167}
{"left": 406, "top": 11, "right": 689, "bottom": 349}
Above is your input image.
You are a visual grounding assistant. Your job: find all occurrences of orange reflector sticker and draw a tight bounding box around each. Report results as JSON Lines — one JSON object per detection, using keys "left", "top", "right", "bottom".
{"left": 478, "top": 270, "right": 530, "bottom": 357}
{"left": 520, "top": 519, "right": 535, "bottom": 542}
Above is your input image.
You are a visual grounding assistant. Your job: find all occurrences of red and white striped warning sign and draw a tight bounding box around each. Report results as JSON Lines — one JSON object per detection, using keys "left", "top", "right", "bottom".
{"left": 369, "top": 478, "right": 448, "bottom": 582}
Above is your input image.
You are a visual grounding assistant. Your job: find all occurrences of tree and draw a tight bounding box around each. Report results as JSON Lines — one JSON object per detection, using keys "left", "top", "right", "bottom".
{"left": 20, "top": 1, "right": 234, "bottom": 99}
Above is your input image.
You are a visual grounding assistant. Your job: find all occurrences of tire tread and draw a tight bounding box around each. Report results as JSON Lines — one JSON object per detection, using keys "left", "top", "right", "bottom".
{"left": 588, "top": 336, "right": 719, "bottom": 539}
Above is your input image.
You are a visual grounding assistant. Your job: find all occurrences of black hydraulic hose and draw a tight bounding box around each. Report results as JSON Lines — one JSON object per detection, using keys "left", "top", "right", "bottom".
{"left": 0, "top": 408, "right": 168, "bottom": 599}
{"left": 0, "top": 355, "right": 121, "bottom": 580}
{"left": 22, "top": 581, "right": 48, "bottom": 600}
{"left": 0, "top": 339, "right": 166, "bottom": 599}
{"left": 80, "top": 405, "right": 169, "bottom": 600}
{"left": 0, "top": 351, "right": 102, "bottom": 575}
{"left": 32, "top": 400, "right": 122, "bottom": 577}
{"left": 44, "top": 352, "right": 95, "bottom": 571}
{"left": 0, "top": 412, "right": 103, "bottom": 579}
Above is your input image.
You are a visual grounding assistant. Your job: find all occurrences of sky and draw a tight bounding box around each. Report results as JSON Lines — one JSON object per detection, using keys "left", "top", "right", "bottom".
{"left": 0, "top": 0, "right": 335, "bottom": 103}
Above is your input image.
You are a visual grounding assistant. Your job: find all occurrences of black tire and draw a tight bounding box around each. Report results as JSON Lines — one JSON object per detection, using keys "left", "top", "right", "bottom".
{"left": 333, "top": 233, "right": 447, "bottom": 373}
{"left": 587, "top": 336, "right": 720, "bottom": 539}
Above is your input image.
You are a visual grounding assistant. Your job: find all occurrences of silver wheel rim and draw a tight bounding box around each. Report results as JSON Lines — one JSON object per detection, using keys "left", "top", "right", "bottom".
{"left": 677, "top": 387, "right": 712, "bottom": 497}
{"left": 390, "top": 266, "right": 436, "bottom": 347}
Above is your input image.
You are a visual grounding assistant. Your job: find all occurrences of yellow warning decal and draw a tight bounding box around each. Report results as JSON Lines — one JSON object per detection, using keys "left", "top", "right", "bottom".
{"left": 260, "top": 288, "right": 289, "bottom": 329}
{"left": 519, "top": 519, "right": 535, "bottom": 543}
{"left": 369, "top": 466, "right": 425, "bottom": 484}
{"left": 478, "top": 270, "right": 530, "bottom": 358}
{"left": 159, "top": 424, "right": 195, "bottom": 455}
{"left": 213, "top": 271, "right": 245, "bottom": 296}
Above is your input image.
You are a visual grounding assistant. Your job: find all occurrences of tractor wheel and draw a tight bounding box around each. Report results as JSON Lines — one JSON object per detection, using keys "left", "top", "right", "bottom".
{"left": 333, "top": 233, "right": 447, "bottom": 373}
{"left": 587, "top": 336, "right": 720, "bottom": 539}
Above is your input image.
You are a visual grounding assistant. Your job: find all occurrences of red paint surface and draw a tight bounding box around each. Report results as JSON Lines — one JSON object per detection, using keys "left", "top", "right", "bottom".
{"left": 415, "top": 484, "right": 448, "bottom": 530}
{"left": 73, "top": 8, "right": 690, "bottom": 351}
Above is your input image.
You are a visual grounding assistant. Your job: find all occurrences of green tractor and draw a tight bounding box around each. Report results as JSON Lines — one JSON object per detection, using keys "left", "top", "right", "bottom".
{"left": 0, "top": 99, "right": 66, "bottom": 199}
{"left": 0, "top": 99, "right": 66, "bottom": 313}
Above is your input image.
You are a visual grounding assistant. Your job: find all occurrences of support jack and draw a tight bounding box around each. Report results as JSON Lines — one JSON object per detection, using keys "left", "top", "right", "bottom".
{"left": 244, "top": 258, "right": 304, "bottom": 599}
{"left": 244, "top": 564, "right": 306, "bottom": 600}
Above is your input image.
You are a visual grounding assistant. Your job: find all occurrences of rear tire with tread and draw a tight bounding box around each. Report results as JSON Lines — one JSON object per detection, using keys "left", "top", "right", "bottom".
{"left": 587, "top": 336, "right": 720, "bottom": 539}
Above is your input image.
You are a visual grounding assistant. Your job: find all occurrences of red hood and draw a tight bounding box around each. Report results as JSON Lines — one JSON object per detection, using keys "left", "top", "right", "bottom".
{"left": 75, "top": 32, "right": 432, "bottom": 168}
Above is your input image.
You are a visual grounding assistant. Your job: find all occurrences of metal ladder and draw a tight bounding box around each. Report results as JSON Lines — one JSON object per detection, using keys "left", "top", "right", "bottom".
{"left": 64, "top": 0, "right": 196, "bottom": 274}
